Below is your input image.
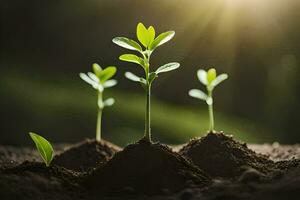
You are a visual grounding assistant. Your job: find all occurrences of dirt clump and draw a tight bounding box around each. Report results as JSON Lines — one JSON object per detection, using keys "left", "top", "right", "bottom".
{"left": 83, "top": 138, "right": 211, "bottom": 195}
{"left": 53, "top": 139, "right": 121, "bottom": 172}
{"left": 180, "top": 132, "right": 276, "bottom": 178}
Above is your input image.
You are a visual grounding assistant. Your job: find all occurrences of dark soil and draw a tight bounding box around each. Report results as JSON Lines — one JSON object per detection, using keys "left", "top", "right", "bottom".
{"left": 53, "top": 139, "right": 121, "bottom": 172}
{"left": 0, "top": 144, "right": 66, "bottom": 169}
{"left": 0, "top": 134, "right": 300, "bottom": 200}
{"left": 0, "top": 161, "right": 84, "bottom": 200}
{"left": 84, "top": 138, "right": 211, "bottom": 195}
{"left": 179, "top": 132, "right": 298, "bottom": 179}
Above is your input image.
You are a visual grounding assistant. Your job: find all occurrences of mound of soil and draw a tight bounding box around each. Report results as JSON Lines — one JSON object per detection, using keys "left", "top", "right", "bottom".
{"left": 0, "top": 161, "right": 83, "bottom": 200}
{"left": 84, "top": 138, "right": 211, "bottom": 195}
{"left": 53, "top": 139, "right": 121, "bottom": 172}
{"left": 179, "top": 132, "right": 276, "bottom": 178}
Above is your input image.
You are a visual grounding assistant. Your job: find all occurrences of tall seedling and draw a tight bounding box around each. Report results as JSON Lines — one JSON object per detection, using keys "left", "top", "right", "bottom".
{"left": 80, "top": 64, "right": 117, "bottom": 141}
{"left": 113, "top": 23, "right": 180, "bottom": 142}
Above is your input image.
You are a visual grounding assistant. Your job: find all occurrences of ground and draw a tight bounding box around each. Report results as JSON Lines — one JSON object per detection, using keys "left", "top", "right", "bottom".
{"left": 0, "top": 133, "right": 299, "bottom": 200}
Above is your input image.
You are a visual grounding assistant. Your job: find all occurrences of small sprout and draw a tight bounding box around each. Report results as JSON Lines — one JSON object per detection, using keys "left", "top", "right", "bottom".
{"left": 79, "top": 63, "right": 117, "bottom": 141}
{"left": 113, "top": 22, "right": 180, "bottom": 142}
{"left": 29, "top": 132, "right": 54, "bottom": 167}
{"left": 189, "top": 68, "right": 228, "bottom": 132}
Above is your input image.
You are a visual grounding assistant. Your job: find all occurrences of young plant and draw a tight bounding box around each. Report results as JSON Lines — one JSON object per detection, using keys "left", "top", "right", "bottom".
{"left": 29, "top": 132, "right": 54, "bottom": 167}
{"left": 112, "top": 22, "right": 180, "bottom": 142}
{"left": 79, "top": 63, "right": 117, "bottom": 141}
{"left": 188, "top": 68, "right": 228, "bottom": 132}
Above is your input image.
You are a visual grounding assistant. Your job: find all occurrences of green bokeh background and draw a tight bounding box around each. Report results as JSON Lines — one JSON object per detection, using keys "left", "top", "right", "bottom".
{"left": 1, "top": 0, "right": 299, "bottom": 146}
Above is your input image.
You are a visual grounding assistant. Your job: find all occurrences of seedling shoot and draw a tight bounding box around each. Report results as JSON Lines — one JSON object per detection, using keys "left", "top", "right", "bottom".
{"left": 189, "top": 68, "right": 228, "bottom": 132}
{"left": 80, "top": 63, "right": 117, "bottom": 141}
{"left": 112, "top": 22, "right": 180, "bottom": 142}
{"left": 29, "top": 132, "right": 54, "bottom": 167}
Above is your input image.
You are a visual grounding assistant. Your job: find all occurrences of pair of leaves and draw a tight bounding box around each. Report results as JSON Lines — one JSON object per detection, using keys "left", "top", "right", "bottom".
{"left": 80, "top": 64, "right": 117, "bottom": 92}
{"left": 112, "top": 23, "right": 175, "bottom": 52}
{"left": 137, "top": 23, "right": 155, "bottom": 48}
{"left": 189, "top": 68, "right": 228, "bottom": 104}
{"left": 125, "top": 62, "right": 180, "bottom": 85}
{"left": 197, "top": 68, "right": 228, "bottom": 91}
{"left": 92, "top": 64, "right": 117, "bottom": 83}
{"left": 29, "top": 132, "right": 53, "bottom": 167}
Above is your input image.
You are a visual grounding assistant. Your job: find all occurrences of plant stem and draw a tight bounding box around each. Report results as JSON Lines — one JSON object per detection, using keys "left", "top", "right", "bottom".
{"left": 142, "top": 51, "right": 152, "bottom": 142}
{"left": 144, "top": 84, "right": 151, "bottom": 141}
{"left": 96, "top": 92, "right": 103, "bottom": 142}
{"left": 208, "top": 90, "right": 214, "bottom": 132}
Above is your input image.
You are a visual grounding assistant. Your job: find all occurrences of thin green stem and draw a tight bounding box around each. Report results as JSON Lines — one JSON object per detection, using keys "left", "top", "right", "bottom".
{"left": 208, "top": 90, "right": 214, "bottom": 132}
{"left": 144, "top": 84, "right": 151, "bottom": 141}
{"left": 96, "top": 92, "right": 103, "bottom": 141}
{"left": 143, "top": 51, "right": 151, "bottom": 142}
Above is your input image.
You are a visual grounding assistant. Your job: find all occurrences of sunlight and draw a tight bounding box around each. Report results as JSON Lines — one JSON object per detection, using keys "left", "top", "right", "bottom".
{"left": 178, "top": 0, "right": 283, "bottom": 71}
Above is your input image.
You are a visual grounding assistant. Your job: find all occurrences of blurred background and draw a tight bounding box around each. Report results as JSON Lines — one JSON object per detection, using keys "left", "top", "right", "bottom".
{"left": 1, "top": 0, "right": 299, "bottom": 146}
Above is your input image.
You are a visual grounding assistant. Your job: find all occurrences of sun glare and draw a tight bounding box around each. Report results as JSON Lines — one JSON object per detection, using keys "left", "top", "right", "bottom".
{"left": 179, "top": 0, "right": 283, "bottom": 69}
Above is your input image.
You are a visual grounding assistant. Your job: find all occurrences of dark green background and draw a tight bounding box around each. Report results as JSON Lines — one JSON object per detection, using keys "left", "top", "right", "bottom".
{"left": 1, "top": 0, "right": 299, "bottom": 146}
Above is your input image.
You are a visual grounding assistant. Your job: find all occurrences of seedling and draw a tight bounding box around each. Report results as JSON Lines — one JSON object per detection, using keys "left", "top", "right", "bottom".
{"left": 29, "top": 132, "right": 54, "bottom": 167}
{"left": 188, "top": 68, "right": 228, "bottom": 132}
{"left": 79, "top": 63, "right": 117, "bottom": 141}
{"left": 112, "top": 22, "right": 180, "bottom": 142}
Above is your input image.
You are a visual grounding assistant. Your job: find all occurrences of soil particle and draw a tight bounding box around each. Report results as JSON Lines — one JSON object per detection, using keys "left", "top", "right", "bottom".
{"left": 53, "top": 139, "right": 121, "bottom": 172}
{"left": 179, "top": 132, "right": 277, "bottom": 178}
{"left": 83, "top": 138, "right": 211, "bottom": 195}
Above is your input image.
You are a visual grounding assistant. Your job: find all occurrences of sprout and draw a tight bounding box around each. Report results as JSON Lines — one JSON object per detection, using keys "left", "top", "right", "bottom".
{"left": 79, "top": 63, "right": 117, "bottom": 141}
{"left": 29, "top": 132, "right": 54, "bottom": 167}
{"left": 113, "top": 22, "right": 180, "bottom": 142}
{"left": 188, "top": 68, "right": 228, "bottom": 132}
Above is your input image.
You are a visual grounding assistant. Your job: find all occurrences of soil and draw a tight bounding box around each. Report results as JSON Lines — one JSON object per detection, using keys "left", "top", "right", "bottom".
{"left": 0, "top": 161, "right": 83, "bottom": 200}
{"left": 84, "top": 138, "right": 211, "bottom": 195}
{"left": 179, "top": 132, "right": 299, "bottom": 178}
{"left": 52, "top": 139, "right": 121, "bottom": 172}
{"left": 0, "top": 133, "right": 300, "bottom": 200}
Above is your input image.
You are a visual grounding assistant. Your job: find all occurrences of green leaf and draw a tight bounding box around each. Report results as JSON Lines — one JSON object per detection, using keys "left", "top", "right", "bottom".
{"left": 124, "top": 71, "right": 142, "bottom": 82}
{"left": 87, "top": 72, "right": 100, "bottom": 83}
{"left": 148, "top": 26, "right": 155, "bottom": 46}
{"left": 29, "top": 132, "right": 54, "bottom": 167}
{"left": 112, "top": 37, "right": 142, "bottom": 52}
{"left": 79, "top": 73, "right": 99, "bottom": 89}
{"left": 137, "top": 23, "right": 149, "bottom": 48}
{"left": 211, "top": 74, "right": 228, "bottom": 87}
{"left": 124, "top": 72, "right": 147, "bottom": 87}
{"left": 99, "top": 66, "right": 117, "bottom": 83}
{"left": 149, "top": 31, "right": 175, "bottom": 50}
{"left": 103, "top": 98, "right": 115, "bottom": 107}
{"left": 119, "top": 54, "right": 144, "bottom": 66}
{"left": 207, "top": 68, "right": 216, "bottom": 84}
{"left": 92, "top": 63, "right": 102, "bottom": 77}
{"left": 148, "top": 72, "right": 158, "bottom": 84}
{"left": 155, "top": 62, "right": 180, "bottom": 74}
{"left": 103, "top": 79, "right": 117, "bottom": 88}
{"left": 188, "top": 89, "right": 207, "bottom": 101}
{"left": 197, "top": 69, "right": 207, "bottom": 85}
